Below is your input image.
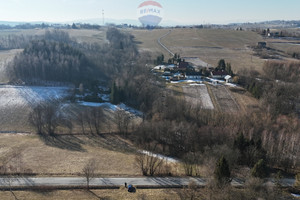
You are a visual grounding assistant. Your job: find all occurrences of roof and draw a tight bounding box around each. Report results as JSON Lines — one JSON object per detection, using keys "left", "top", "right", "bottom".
{"left": 225, "top": 75, "right": 232, "bottom": 80}
{"left": 178, "top": 61, "right": 189, "bottom": 69}
{"left": 138, "top": 1, "right": 163, "bottom": 8}
{"left": 186, "top": 71, "right": 202, "bottom": 76}
{"left": 211, "top": 70, "right": 229, "bottom": 76}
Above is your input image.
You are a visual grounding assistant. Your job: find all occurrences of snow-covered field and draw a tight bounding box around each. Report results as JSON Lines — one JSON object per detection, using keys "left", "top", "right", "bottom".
{"left": 0, "top": 85, "right": 70, "bottom": 108}
{"left": 0, "top": 85, "right": 71, "bottom": 131}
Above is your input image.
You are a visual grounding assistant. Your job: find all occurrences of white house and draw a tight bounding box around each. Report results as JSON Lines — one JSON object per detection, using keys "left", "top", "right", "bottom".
{"left": 225, "top": 75, "right": 232, "bottom": 83}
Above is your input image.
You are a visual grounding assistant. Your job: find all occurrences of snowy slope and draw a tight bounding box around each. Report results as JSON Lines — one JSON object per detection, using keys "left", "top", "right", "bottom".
{"left": 0, "top": 85, "right": 70, "bottom": 108}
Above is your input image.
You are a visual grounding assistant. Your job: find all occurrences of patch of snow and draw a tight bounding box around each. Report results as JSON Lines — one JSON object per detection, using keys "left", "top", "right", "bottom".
{"left": 170, "top": 79, "right": 203, "bottom": 84}
{"left": 78, "top": 102, "right": 118, "bottom": 110}
{"left": 197, "top": 85, "right": 214, "bottom": 110}
{"left": 119, "top": 103, "right": 143, "bottom": 116}
{"left": 206, "top": 77, "right": 225, "bottom": 83}
{"left": 0, "top": 85, "right": 70, "bottom": 108}
{"left": 189, "top": 83, "right": 205, "bottom": 86}
{"left": 79, "top": 102, "right": 143, "bottom": 116}
{"left": 291, "top": 193, "right": 300, "bottom": 198}
{"left": 98, "top": 93, "right": 110, "bottom": 102}
{"left": 225, "top": 83, "right": 238, "bottom": 87}
{"left": 154, "top": 65, "right": 166, "bottom": 70}
{"left": 139, "top": 150, "right": 179, "bottom": 163}
{"left": 186, "top": 80, "right": 195, "bottom": 83}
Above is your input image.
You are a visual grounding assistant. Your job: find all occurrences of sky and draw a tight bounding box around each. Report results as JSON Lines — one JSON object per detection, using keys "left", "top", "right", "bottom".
{"left": 0, "top": 0, "right": 300, "bottom": 25}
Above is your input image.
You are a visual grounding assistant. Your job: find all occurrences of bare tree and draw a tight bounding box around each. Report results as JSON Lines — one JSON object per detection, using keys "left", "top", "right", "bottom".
{"left": 83, "top": 158, "right": 97, "bottom": 189}
{"left": 76, "top": 110, "right": 86, "bottom": 134}
{"left": 90, "top": 107, "right": 104, "bottom": 135}
{"left": 43, "top": 103, "right": 59, "bottom": 136}
{"left": 28, "top": 102, "right": 61, "bottom": 135}
{"left": 135, "top": 152, "right": 164, "bottom": 176}
{"left": 29, "top": 104, "right": 44, "bottom": 134}
{"left": 114, "top": 109, "right": 131, "bottom": 136}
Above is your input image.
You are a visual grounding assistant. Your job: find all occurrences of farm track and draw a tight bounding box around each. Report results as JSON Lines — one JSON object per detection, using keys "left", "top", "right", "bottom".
{"left": 157, "top": 30, "right": 174, "bottom": 56}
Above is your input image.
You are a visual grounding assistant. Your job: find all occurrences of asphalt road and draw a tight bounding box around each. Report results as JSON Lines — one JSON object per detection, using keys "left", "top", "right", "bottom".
{"left": 0, "top": 177, "right": 295, "bottom": 188}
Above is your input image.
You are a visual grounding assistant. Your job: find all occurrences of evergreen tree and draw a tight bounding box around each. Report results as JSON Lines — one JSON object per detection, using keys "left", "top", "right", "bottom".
{"left": 251, "top": 159, "right": 268, "bottom": 178}
{"left": 214, "top": 156, "right": 231, "bottom": 184}
{"left": 225, "top": 63, "right": 233, "bottom": 76}
{"left": 217, "top": 59, "right": 226, "bottom": 71}
{"left": 234, "top": 133, "right": 249, "bottom": 153}
{"left": 110, "top": 82, "right": 120, "bottom": 105}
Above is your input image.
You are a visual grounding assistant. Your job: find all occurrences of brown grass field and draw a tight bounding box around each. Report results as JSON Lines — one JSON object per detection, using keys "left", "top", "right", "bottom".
{"left": 130, "top": 28, "right": 266, "bottom": 73}
{"left": 0, "top": 187, "right": 295, "bottom": 200}
{"left": 0, "top": 188, "right": 183, "bottom": 200}
{"left": 0, "top": 133, "right": 140, "bottom": 176}
{"left": 0, "top": 133, "right": 183, "bottom": 177}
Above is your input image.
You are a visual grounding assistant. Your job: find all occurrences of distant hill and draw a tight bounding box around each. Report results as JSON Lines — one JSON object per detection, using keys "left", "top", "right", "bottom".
{"left": 0, "top": 21, "right": 25, "bottom": 26}
{"left": 1, "top": 19, "right": 300, "bottom": 28}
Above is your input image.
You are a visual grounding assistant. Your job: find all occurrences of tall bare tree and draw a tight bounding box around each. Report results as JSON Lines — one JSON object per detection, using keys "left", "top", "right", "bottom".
{"left": 135, "top": 152, "right": 164, "bottom": 176}
{"left": 83, "top": 158, "right": 97, "bottom": 189}
{"left": 114, "top": 109, "right": 131, "bottom": 136}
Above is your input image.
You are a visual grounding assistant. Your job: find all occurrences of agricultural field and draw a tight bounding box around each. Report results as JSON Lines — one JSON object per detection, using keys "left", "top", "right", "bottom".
{"left": 182, "top": 84, "right": 214, "bottom": 110}
{"left": 208, "top": 84, "right": 240, "bottom": 113}
{"left": 0, "top": 28, "right": 107, "bottom": 44}
{"left": 0, "top": 85, "right": 71, "bottom": 132}
{"left": 130, "top": 28, "right": 266, "bottom": 73}
{"left": 0, "top": 188, "right": 183, "bottom": 200}
{"left": 0, "top": 133, "right": 139, "bottom": 176}
{"left": 129, "top": 29, "right": 172, "bottom": 57}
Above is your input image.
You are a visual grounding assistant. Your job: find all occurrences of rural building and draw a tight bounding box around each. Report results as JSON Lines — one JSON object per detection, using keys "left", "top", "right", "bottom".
{"left": 163, "top": 71, "right": 172, "bottom": 76}
{"left": 177, "top": 61, "right": 189, "bottom": 71}
{"left": 225, "top": 75, "right": 232, "bottom": 83}
{"left": 186, "top": 71, "right": 202, "bottom": 79}
{"left": 171, "top": 72, "right": 185, "bottom": 81}
{"left": 211, "top": 70, "right": 229, "bottom": 79}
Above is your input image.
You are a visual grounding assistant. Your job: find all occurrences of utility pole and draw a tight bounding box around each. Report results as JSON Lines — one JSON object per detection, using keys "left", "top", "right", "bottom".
{"left": 102, "top": 9, "right": 105, "bottom": 26}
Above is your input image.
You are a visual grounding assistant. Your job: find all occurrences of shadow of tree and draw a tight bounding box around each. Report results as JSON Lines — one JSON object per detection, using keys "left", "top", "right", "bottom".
{"left": 85, "top": 133, "right": 136, "bottom": 153}
{"left": 88, "top": 190, "right": 102, "bottom": 200}
{"left": 38, "top": 134, "right": 86, "bottom": 152}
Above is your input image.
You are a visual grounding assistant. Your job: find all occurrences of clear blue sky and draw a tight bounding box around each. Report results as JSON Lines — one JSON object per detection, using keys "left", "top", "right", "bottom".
{"left": 0, "top": 0, "right": 300, "bottom": 24}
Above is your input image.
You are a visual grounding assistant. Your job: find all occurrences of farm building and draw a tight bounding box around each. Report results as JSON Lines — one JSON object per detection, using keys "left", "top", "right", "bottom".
{"left": 186, "top": 71, "right": 202, "bottom": 79}
{"left": 211, "top": 70, "right": 229, "bottom": 79}
{"left": 225, "top": 75, "right": 232, "bottom": 83}
{"left": 177, "top": 61, "right": 189, "bottom": 71}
